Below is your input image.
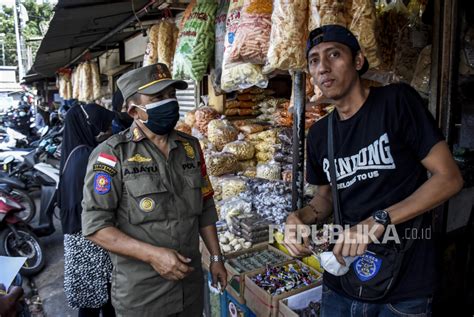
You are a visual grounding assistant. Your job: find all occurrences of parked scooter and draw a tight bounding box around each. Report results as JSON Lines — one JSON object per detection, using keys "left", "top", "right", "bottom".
{"left": 0, "top": 150, "right": 58, "bottom": 236}
{"left": 0, "top": 184, "right": 45, "bottom": 276}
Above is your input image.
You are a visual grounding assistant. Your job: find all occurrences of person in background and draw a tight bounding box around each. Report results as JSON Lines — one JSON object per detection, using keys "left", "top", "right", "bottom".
{"left": 58, "top": 103, "right": 116, "bottom": 317}
{"left": 111, "top": 90, "right": 133, "bottom": 134}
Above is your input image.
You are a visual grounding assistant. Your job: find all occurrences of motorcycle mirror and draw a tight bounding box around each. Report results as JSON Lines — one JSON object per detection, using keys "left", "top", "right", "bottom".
{"left": 40, "top": 126, "right": 49, "bottom": 137}
{"left": 3, "top": 156, "right": 15, "bottom": 165}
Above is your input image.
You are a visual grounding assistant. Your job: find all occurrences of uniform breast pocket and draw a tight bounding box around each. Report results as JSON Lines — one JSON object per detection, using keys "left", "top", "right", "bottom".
{"left": 125, "top": 177, "right": 169, "bottom": 225}
{"left": 183, "top": 174, "right": 204, "bottom": 216}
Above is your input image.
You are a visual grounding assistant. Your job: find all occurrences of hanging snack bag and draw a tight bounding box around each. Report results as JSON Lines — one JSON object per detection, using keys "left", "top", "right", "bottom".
{"left": 211, "top": 0, "right": 231, "bottom": 95}
{"left": 157, "top": 19, "right": 179, "bottom": 69}
{"left": 228, "top": 0, "right": 273, "bottom": 65}
{"left": 143, "top": 23, "right": 161, "bottom": 66}
{"left": 263, "top": 0, "right": 308, "bottom": 74}
{"left": 348, "top": 0, "right": 381, "bottom": 68}
{"left": 173, "top": 0, "right": 218, "bottom": 82}
{"left": 221, "top": 0, "right": 268, "bottom": 92}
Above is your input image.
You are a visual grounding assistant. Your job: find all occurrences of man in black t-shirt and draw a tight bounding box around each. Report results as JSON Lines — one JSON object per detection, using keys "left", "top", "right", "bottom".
{"left": 284, "top": 25, "right": 463, "bottom": 316}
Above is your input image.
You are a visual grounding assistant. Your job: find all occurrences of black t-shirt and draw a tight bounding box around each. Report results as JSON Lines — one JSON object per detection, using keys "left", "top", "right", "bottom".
{"left": 307, "top": 83, "right": 444, "bottom": 302}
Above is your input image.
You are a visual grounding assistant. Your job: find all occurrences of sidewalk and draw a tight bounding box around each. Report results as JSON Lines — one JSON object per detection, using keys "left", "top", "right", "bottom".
{"left": 30, "top": 196, "right": 75, "bottom": 317}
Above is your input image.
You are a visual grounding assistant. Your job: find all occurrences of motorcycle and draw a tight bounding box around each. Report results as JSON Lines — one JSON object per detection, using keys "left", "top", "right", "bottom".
{"left": 0, "top": 184, "right": 45, "bottom": 276}
{"left": 0, "top": 150, "right": 58, "bottom": 236}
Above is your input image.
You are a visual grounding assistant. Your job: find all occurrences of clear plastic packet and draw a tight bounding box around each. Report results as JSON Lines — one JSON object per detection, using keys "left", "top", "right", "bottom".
{"left": 410, "top": 45, "right": 431, "bottom": 98}
{"left": 220, "top": 0, "right": 268, "bottom": 92}
{"left": 173, "top": 0, "right": 218, "bottom": 81}
{"left": 211, "top": 0, "right": 231, "bottom": 95}
{"left": 207, "top": 152, "right": 239, "bottom": 176}
{"left": 90, "top": 62, "right": 101, "bottom": 100}
{"left": 219, "top": 196, "right": 252, "bottom": 224}
{"left": 221, "top": 176, "right": 248, "bottom": 200}
{"left": 228, "top": 0, "right": 273, "bottom": 65}
{"left": 263, "top": 0, "right": 308, "bottom": 74}
{"left": 143, "top": 23, "right": 160, "bottom": 66}
{"left": 309, "top": 0, "right": 347, "bottom": 31}
{"left": 348, "top": 0, "right": 382, "bottom": 68}
{"left": 222, "top": 140, "right": 255, "bottom": 160}
{"left": 209, "top": 175, "right": 223, "bottom": 201}
{"left": 157, "top": 19, "right": 179, "bottom": 69}
{"left": 377, "top": 0, "right": 409, "bottom": 71}
{"left": 282, "top": 169, "right": 292, "bottom": 182}
{"left": 185, "top": 109, "right": 197, "bottom": 127}
{"left": 207, "top": 119, "right": 239, "bottom": 151}
{"left": 246, "top": 178, "right": 292, "bottom": 224}
{"left": 195, "top": 106, "right": 220, "bottom": 136}
{"left": 256, "top": 161, "right": 281, "bottom": 180}
{"left": 175, "top": 120, "right": 192, "bottom": 135}
{"left": 238, "top": 124, "right": 265, "bottom": 135}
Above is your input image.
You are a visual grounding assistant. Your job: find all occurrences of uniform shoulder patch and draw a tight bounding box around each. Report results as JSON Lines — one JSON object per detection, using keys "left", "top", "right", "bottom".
{"left": 93, "top": 163, "right": 117, "bottom": 176}
{"left": 94, "top": 172, "right": 112, "bottom": 195}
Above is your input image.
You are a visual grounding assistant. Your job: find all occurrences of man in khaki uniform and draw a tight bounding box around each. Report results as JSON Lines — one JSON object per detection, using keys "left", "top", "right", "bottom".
{"left": 81, "top": 63, "right": 227, "bottom": 317}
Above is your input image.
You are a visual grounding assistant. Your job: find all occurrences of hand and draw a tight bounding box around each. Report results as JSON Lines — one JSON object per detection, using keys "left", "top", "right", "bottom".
{"left": 332, "top": 217, "right": 385, "bottom": 266}
{"left": 0, "top": 284, "right": 23, "bottom": 317}
{"left": 210, "top": 261, "right": 227, "bottom": 291}
{"left": 283, "top": 210, "right": 312, "bottom": 257}
{"left": 148, "top": 247, "right": 195, "bottom": 281}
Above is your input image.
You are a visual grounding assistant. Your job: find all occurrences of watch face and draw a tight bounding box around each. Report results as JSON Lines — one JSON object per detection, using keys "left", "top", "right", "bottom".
{"left": 376, "top": 210, "right": 388, "bottom": 220}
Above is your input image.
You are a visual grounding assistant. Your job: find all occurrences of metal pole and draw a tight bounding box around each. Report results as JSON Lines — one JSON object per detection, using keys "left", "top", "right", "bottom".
{"left": 13, "top": 0, "right": 24, "bottom": 81}
{"left": 1, "top": 42, "right": 5, "bottom": 66}
{"left": 292, "top": 72, "right": 306, "bottom": 210}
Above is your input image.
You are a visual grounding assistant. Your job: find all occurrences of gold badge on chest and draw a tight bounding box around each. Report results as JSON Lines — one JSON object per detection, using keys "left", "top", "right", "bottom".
{"left": 183, "top": 142, "right": 195, "bottom": 159}
{"left": 139, "top": 197, "right": 155, "bottom": 212}
{"left": 128, "top": 154, "right": 152, "bottom": 163}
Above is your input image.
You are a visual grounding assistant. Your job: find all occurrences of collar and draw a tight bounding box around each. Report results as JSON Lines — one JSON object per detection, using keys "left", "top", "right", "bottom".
{"left": 129, "top": 120, "right": 184, "bottom": 151}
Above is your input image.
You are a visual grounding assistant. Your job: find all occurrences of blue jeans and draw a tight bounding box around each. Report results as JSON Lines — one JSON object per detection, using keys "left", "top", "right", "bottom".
{"left": 321, "top": 285, "right": 432, "bottom": 317}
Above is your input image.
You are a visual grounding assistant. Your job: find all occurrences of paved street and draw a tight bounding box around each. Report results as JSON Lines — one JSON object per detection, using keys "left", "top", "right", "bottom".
{"left": 29, "top": 195, "right": 75, "bottom": 317}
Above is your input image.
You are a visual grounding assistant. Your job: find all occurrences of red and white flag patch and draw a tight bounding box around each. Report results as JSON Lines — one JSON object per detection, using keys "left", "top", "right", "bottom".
{"left": 97, "top": 153, "right": 117, "bottom": 168}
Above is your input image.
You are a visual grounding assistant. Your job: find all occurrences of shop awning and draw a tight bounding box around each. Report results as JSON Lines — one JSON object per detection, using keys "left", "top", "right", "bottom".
{"left": 24, "top": 0, "right": 156, "bottom": 83}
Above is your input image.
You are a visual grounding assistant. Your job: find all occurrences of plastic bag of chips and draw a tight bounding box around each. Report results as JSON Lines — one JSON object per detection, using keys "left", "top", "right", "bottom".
{"left": 221, "top": 0, "right": 268, "bottom": 92}
{"left": 222, "top": 140, "right": 255, "bottom": 160}
{"left": 263, "top": 0, "right": 308, "bottom": 74}
{"left": 207, "top": 119, "right": 239, "bottom": 151}
{"left": 173, "top": 0, "right": 218, "bottom": 81}
{"left": 228, "top": 0, "right": 273, "bottom": 65}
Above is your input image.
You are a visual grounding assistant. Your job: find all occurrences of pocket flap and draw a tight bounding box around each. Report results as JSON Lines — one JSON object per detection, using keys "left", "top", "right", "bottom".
{"left": 126, "top": 177, "right": 168, "bottom": 197}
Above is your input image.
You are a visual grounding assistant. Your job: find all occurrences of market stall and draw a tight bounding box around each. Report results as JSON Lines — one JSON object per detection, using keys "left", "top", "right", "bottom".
{"left": 24, "top": 0, "right": 474, "bottom": 314}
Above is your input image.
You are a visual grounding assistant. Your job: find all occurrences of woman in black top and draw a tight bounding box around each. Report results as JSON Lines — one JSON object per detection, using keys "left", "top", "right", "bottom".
{"left": 58, "top": 103, "right": 116, "bottom": 317}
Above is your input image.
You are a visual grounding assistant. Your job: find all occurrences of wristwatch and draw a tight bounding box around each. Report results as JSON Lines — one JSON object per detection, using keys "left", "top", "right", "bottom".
{"left": 372, "top": 210, "right": 391, "bottom": 227}
{"left": 210, "top": 255, "right": 225, "bottom": 263}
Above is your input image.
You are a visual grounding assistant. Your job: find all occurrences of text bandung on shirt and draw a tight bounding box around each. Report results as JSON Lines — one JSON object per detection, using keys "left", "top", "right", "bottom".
{"left": 322, "top": 133, "right": 396, "bottom": 190}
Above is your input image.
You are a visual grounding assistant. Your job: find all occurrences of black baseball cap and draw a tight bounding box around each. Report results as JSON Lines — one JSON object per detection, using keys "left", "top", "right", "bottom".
{"left": 117, "top": 63, "right": 188, "bottom": 102}
{"left": 306, "top": 25, "right": 369, "bottom": 75}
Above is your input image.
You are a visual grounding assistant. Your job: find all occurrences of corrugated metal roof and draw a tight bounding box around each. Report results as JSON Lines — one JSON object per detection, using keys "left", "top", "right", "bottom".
{"left": 26, "top": 0, "right": 154, "bottom": 81}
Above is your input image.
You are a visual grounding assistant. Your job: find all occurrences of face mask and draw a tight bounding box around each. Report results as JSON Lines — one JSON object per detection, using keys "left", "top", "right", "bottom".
{"left": 138, "top": 98, "right": 180, "bottom": 135}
